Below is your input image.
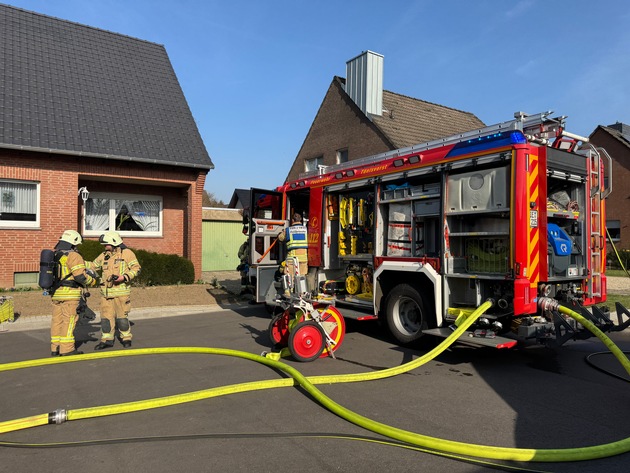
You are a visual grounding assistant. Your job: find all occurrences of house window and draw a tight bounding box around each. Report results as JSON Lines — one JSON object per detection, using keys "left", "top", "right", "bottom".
{"left": 305, "top": 156, "right": 323, "bottom": 172}
{"left": 0, "top": 179, "right": 40, "bottom": 228}
{"left": 83, "top": 193, "right": 162, "bottom": 237}
{"left": 336, "top": 149, "right": 348, "bottom": 164}
{"left": 607, "top": 220, "right": 621, "bottom": 241}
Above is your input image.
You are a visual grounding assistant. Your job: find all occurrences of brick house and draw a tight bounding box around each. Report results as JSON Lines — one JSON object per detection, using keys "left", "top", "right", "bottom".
{"left": 0, "top": 5, "right": 214, "bottom": 288}
{"left": 286, "top": 51, "right": 484, "bottom": 183}
{"left": 589, "top": 122, "right": 630, "bottom": 250}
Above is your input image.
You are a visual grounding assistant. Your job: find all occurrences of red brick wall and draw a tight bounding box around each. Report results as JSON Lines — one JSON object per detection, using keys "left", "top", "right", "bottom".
{"left": 590, "top": 130, "right": 630, "bottom": 250}
{"left": 285, "top": 79, "right": 393, "bottom": 183}
{"left": 0, "top": 149, "right": 208, "bottom": 288}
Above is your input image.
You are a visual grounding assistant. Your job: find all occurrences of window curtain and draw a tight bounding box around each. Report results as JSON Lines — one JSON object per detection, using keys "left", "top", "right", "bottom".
{"left": 0, "top": 182, "right": 36, "bottom": 214}
{"left": 115, "top": 199, "right": 159, "bottom": 231}
{"left": 85, "top": 198, "right": 110, "bottom": 231}
{"left": 130, "top": 200, "right": 160, "bottom": 231}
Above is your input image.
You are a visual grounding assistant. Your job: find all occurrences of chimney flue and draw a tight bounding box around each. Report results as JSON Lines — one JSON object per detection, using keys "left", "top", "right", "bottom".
{"left": 345, "top": 50, "right": 384, "bottom": 119}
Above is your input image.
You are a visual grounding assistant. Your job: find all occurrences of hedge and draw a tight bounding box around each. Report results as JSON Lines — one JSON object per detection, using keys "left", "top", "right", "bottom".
{"left": 78, "top": 241, "right": 194, "bottom": 286}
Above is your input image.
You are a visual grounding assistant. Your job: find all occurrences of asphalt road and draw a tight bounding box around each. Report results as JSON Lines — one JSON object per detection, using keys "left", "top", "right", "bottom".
{"left": 1, "top": 304, "right": 630, "bottom": 473}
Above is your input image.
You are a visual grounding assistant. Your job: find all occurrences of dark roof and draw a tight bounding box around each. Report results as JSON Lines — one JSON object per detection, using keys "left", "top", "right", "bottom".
{"left": 372, "top": 89, "right": 485, "bottom": 148}
{"left": 228, "top": 188, "right": 251, "bottom": 209}
{"left": 333, "top": 77, "right": 484, "bottom": 150}
{"left": 0, "top": 4, "right": 213, "bottom": 170}
{"left": 593, "top": 123, "right": 630, "bottom": 151}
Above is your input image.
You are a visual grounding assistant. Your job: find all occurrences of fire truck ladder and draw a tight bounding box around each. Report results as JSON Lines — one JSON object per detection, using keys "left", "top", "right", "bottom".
{"left": 582, "top": 144, "right": 613, "bottom": 298}
{"left": 301, "top": 111, "right": 566, "bottom": 179}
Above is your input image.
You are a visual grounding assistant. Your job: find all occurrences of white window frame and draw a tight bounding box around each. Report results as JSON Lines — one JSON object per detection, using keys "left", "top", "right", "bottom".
{"left": 305, "top": 156, "right": 323, "bottom": 172}
{"left": 82, "top": 192, "right": 163, "bottom": 238}
{"left": 0, "top": 179, "right": 40, "bottom": 229}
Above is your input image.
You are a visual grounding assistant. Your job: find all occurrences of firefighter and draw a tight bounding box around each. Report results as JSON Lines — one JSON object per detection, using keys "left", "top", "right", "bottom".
{"left": 237, "top": 239, "right": 250, "bottom": 295}
{"left": 91, "top": 231, "right": 141, "bottom": 350}
{"left": 278, "top": 212, "right": 308, "bottom": 294}
{"left": 50, "top": 230, "right": 97, "bottom": 356}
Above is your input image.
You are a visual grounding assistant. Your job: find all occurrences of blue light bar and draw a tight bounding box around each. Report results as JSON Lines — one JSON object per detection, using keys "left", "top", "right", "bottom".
{"left": 446, "top": 131, "right": 527, "bottom": 158}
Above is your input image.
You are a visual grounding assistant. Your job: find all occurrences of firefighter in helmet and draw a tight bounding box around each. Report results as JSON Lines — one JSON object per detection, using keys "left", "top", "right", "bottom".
{"left": 50, "top": 230, "right": 97, "bottom": 356}
{"left": 90, "top": 231, "right": 141, "bottom": 350}
{"left": 277, "top": 212, "right": 308, "bottom": 294}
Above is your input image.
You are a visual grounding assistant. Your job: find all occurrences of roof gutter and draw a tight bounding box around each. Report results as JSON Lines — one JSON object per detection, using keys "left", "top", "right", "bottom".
{"left": 0, "top": 142, "right": 215, "bottom": 171}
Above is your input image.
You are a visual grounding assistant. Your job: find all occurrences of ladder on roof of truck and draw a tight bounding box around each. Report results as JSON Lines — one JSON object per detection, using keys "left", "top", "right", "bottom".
{"left": 300, "top": 111, "right": 566, "bottom": 179}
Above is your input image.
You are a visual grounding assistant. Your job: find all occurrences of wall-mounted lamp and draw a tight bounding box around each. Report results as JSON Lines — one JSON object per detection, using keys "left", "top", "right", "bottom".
{"left": 78, "top": 186, "right": 89, "bottom": 203}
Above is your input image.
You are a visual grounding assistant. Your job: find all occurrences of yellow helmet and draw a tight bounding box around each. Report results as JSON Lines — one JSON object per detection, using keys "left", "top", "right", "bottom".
{"left": 99, "top": 231, "right": 123, "bottom": 247}
{"left": 59, "top": 230, "right": 83, "bottom": 246}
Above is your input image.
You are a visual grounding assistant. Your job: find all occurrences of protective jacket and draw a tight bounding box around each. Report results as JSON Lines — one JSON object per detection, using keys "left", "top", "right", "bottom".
{"left": 285, "top": 224, "right": 308, "bottom": 262}
{"left": 51, "top": 250, "right": 97, "bottom": 301}
{"left": 91, "top": 246, "right": 141, "bottom": 298}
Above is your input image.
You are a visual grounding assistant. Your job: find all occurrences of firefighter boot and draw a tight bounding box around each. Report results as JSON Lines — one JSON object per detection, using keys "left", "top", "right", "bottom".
{"left": 94, "top": 341, "right": 114, "bottom": 351}
{"left": 51, "top": 348, "right": 60, "bottom": 357}
{"left": 121, "top": 340, "right": 132, "bottom": 348}
{"left": 60, "top": 350, "right": 83, "bottom": 356}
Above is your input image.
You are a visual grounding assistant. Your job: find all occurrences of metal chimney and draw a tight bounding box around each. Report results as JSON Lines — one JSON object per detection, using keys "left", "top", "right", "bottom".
{"left": 345, "top": 50, "right": 383, "bottom": 119}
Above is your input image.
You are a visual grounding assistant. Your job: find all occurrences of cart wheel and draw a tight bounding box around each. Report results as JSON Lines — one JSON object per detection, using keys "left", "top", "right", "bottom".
{"left": 288, "top": 321, "right": 325, "bottom": 362}
{"left": 316, "top": 306, "right": 346, "bottom": 358}
{"left": 268, "top": 310, "right": 291, "bottom": 346}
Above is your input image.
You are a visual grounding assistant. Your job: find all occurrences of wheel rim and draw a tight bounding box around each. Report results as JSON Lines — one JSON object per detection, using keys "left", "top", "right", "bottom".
{"left": 392, "top": 296, "right": 422, "bottom": 336}
{"left": 289, "top": 322, "right": 325, "bottom": 362}
{"left": 317, "top": 307, "right": 345, "bottom": 357}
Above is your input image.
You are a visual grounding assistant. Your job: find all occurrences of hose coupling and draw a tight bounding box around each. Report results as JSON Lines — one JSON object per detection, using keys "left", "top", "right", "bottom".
{"left": 48, "top": 409, "right": 67, "bottom": 425}
{"left": 538, "top": 297, "right": 559, "bottom": 312}
{"left": 497, "top": 299, "right": 509, "bottom": 310}
{"left": 485, "top": 298, "right": 496, "bottom": 307}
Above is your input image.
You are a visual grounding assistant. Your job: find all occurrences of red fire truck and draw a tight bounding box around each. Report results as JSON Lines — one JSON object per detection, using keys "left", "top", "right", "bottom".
{"left": 247, "top": 111, "right": 627, "bottom": 348}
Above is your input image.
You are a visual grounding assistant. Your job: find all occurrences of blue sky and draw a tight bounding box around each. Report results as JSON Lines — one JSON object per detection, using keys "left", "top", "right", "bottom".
{"left": 4, "top": 1, "right": 630, "bottom": 204}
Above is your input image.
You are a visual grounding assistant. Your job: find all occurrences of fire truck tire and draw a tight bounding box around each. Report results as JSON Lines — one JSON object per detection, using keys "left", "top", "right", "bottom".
{"left": 288, "top": 321, "right": 325, "bottom": 362}
{"left": 385, "top": 284, "right": 427, "bottom": 344}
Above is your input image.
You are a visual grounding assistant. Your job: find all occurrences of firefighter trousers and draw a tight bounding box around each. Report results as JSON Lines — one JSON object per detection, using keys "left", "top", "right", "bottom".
{"left": 99, "top": 295, "right": 132, "bottom": 342}
{"left": 51, "top": 299, "right": 80, "bottom": 355}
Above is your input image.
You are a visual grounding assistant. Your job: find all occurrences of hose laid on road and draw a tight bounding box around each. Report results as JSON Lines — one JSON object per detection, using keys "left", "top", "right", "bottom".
{"left": 1, "top": 299, "right": 630, "bottom": 464}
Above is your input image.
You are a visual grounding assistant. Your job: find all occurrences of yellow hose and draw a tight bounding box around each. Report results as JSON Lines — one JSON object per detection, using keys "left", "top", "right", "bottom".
{"left": 1, "top": 299, "right": 630, "bottom": 464}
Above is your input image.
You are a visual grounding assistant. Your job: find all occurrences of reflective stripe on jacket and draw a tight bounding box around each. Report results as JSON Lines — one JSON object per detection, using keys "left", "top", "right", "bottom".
{"left": 51, "top": 251, "right": 93, "bottom": 301}
{"left": 91, "top": 247, "right": 141, "bottom": 298}
{"left": 286, "top": 224, "right": 308, "bottom": 252}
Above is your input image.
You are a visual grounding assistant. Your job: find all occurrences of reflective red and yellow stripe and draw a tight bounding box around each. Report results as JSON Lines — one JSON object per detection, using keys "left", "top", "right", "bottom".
{"left": 527, "top": 152, "right": 540, "bottom": 289}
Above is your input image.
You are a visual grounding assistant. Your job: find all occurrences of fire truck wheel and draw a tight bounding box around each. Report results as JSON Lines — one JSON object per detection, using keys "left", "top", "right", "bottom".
{"left": 288, "top": 321, "right": 326, "bottom": 362}
{"left": 385, "top": 284, "right": 427, "bottom": 344}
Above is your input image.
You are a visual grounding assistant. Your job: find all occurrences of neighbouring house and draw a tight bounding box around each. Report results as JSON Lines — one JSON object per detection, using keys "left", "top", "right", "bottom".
{"left": 589, "top": 122, "right": 630, "bottom": 250}
{"left": 285, "top": 51, "right": 485, "bottom": 183}
{"left": 228, "top": 189, "right": 251, "bottom": 211}
{"left": 0, "top": 5, "right": 214, "bottom": 288}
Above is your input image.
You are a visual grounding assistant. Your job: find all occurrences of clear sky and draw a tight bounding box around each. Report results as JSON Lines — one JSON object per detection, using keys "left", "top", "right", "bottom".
{"left": 4, "top": 1, "right": 629, "bottom": 204}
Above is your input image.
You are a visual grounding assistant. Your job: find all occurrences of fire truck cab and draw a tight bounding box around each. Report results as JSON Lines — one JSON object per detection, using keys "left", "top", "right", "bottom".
{"left": 247, "top": 111, "right": 620, "bottom": 347}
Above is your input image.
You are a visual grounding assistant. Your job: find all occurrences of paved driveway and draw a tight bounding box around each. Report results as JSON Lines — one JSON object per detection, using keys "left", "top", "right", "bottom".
{"left": 1, "top": 304, "right": 630, "bottom": 472}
